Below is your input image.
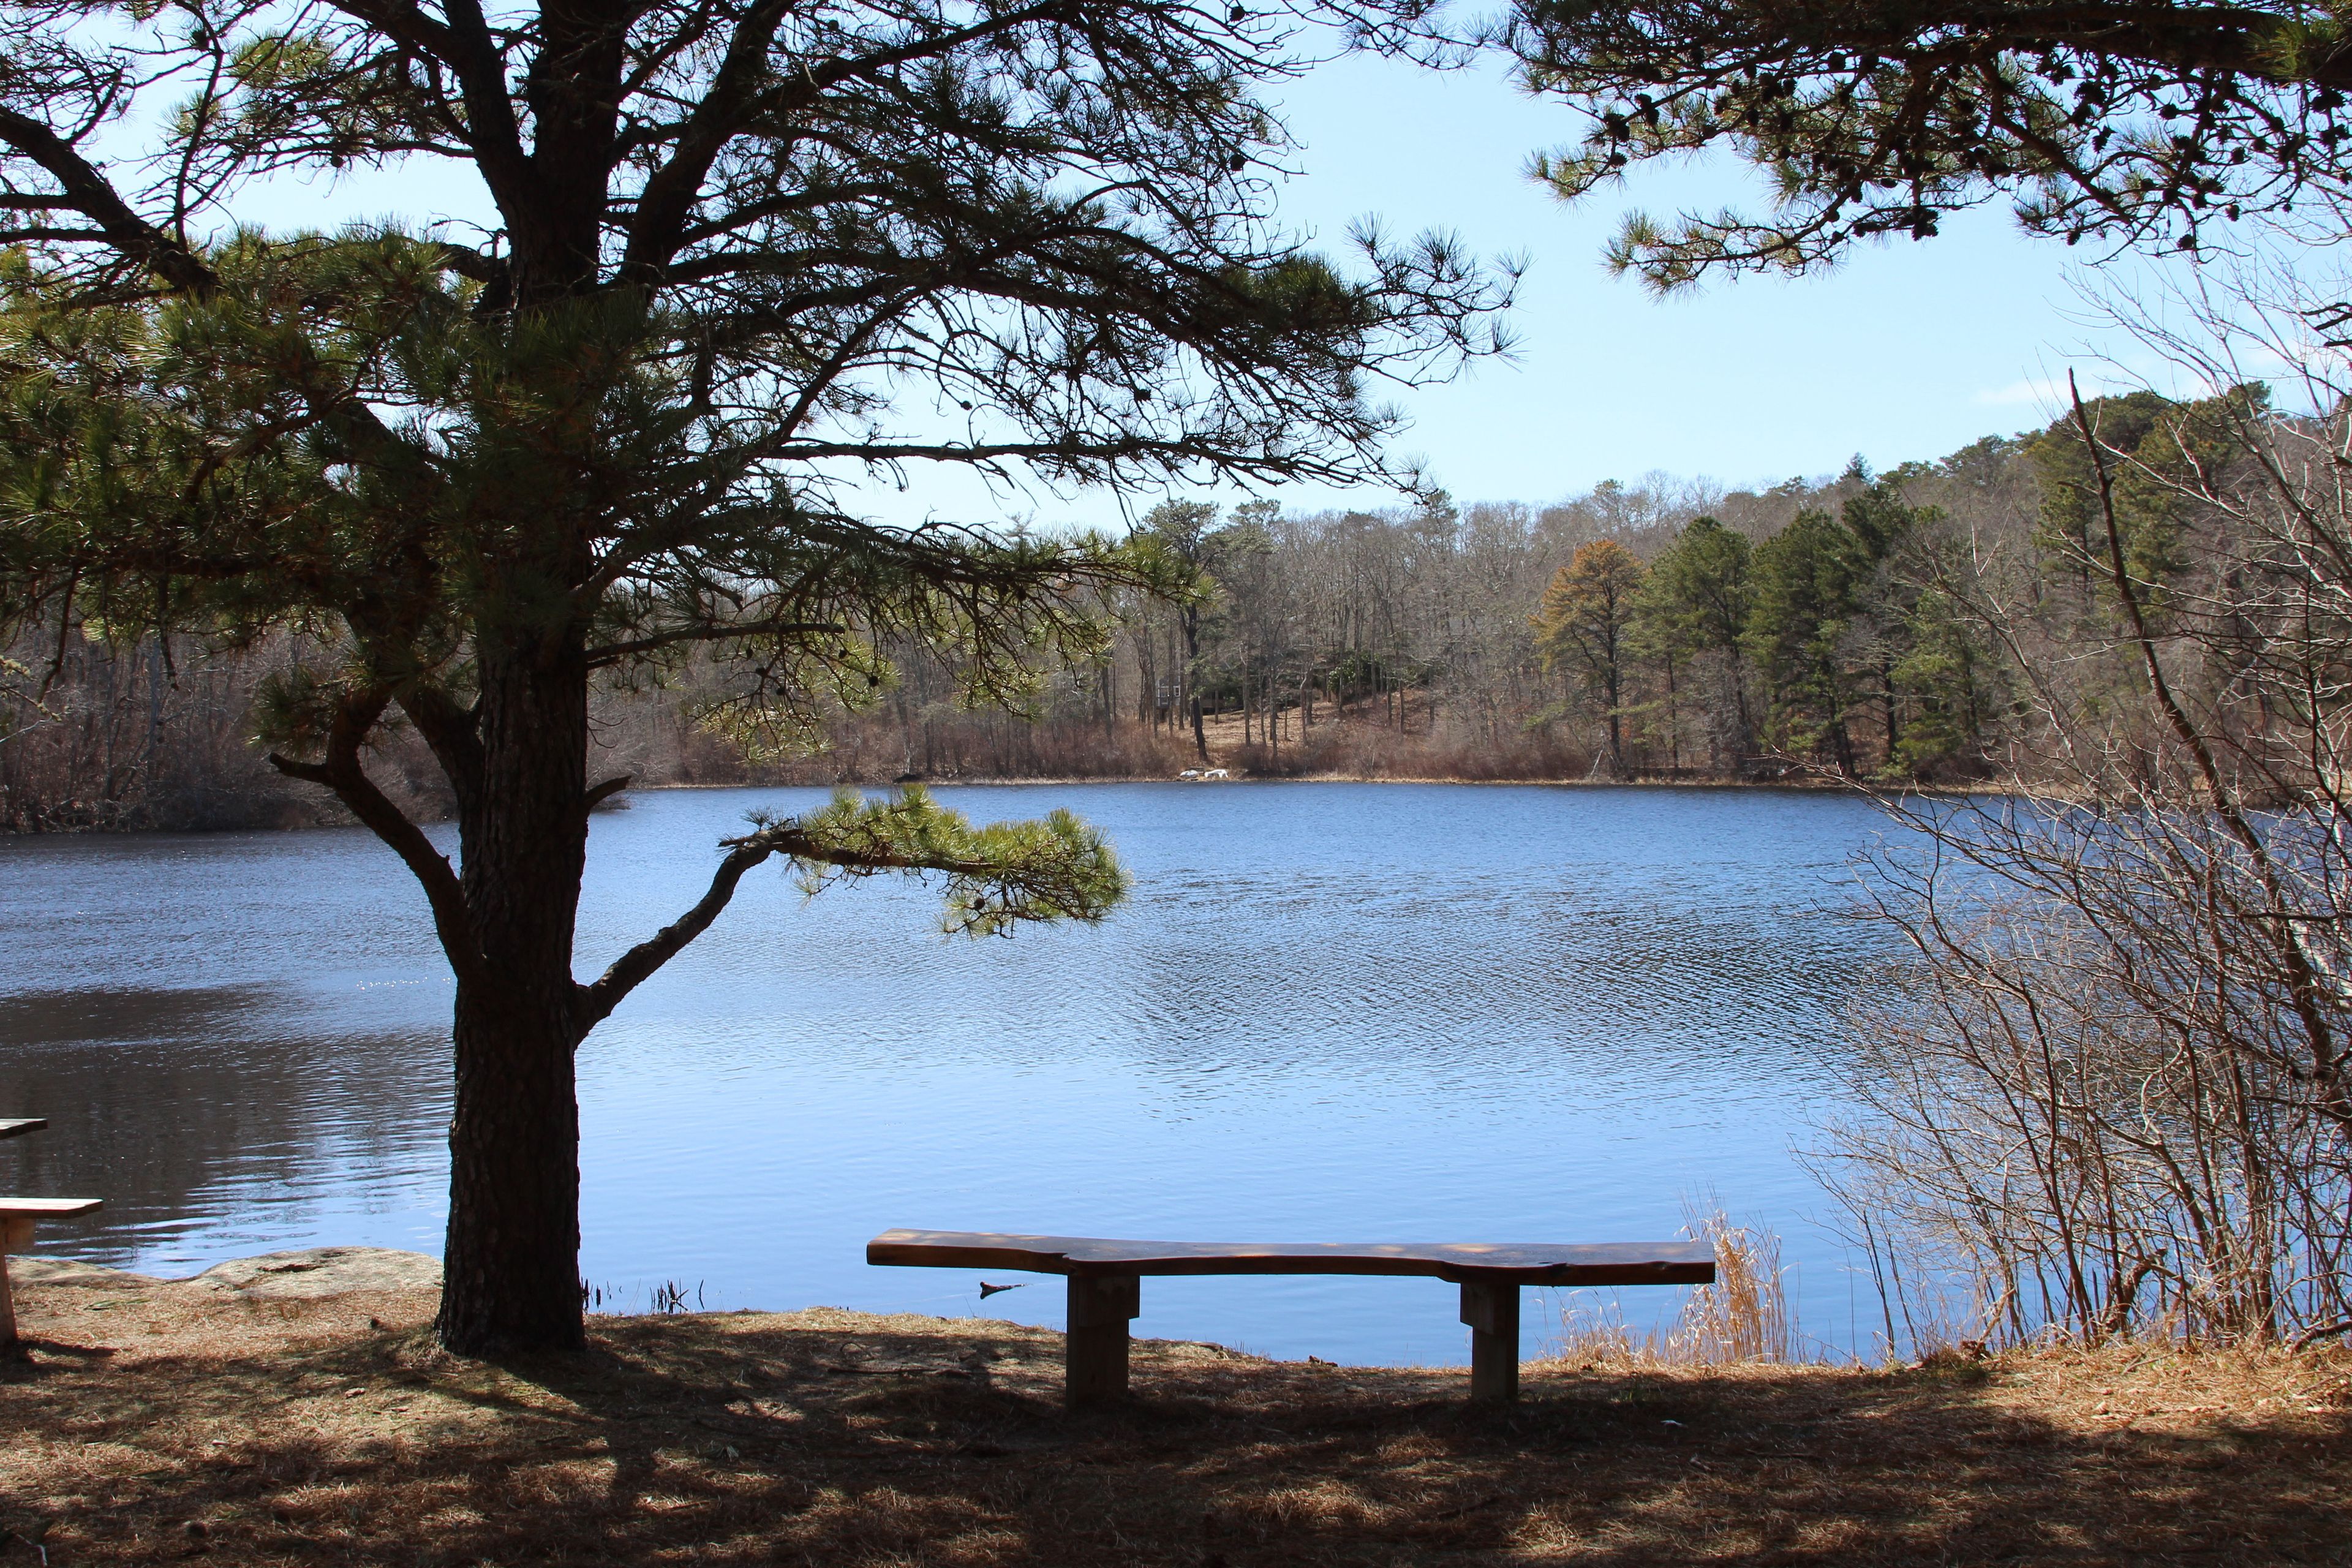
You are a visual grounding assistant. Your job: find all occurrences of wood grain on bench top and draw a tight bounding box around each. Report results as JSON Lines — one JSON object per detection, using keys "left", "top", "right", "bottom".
{"left": 0, "top": 1118, "right": 47, "bottom": 1140}
{"left": 867, "top": 1229, "right": 1716, "bottom": 1285}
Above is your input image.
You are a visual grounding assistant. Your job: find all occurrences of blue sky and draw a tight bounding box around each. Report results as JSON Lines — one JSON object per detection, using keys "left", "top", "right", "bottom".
{"left": 1256, "top": 50, "right": 2166, "bottom": 514}
{"left": 224, "top": 43, "right": 2176, "bottom": 529}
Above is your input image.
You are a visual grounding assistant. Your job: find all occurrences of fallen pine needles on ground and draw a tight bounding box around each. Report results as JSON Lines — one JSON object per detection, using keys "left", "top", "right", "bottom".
{"left": 1, "top": 1273, "right": 2346, "bottom": 1565}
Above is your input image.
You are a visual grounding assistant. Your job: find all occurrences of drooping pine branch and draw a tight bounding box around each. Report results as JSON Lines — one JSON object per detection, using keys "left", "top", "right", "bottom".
{"left": 573, "top": 785, "right": 1126, "bottom": 1030}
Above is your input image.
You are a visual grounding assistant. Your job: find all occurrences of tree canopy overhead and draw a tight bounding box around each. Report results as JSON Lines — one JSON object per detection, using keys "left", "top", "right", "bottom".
{"left": 0, "top": 0, "right": 1507, "bottom": 488}
{"left": 0, "top": 0, "right": 1512, "bottom": 1353}
{"left": 1500, "top": 0, "right": 2352, "bottom": 288}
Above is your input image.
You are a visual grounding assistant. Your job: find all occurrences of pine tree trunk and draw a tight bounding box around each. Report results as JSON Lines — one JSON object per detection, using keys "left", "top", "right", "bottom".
{"left": 1182, "top": 608, "right": 1208, "bottom": 761}
{"left": 436, "top": 637, "right": 593, "bottom": 1355}
{"left": 440, "top": 979, "right": 586, "bottom": 1352}
{"left": 1664, "top": 654, "right": 1681, "bottom": 772}
{"left": 1606, "top": 660, "right": 1623, "bottom": 775}
{"left": 1881, "top": 656, "right": 1900, "bottom": 766}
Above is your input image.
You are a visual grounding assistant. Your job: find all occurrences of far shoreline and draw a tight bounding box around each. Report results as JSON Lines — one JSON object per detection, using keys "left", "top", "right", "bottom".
{"left": 0, "top": 770, "right": 2006, "bottom": 839}
{"left": 620, "top": 772, "right": 1983, "bottom": 794}
{"left": 611, "top": 772, "right": 2004, "bottom": 803}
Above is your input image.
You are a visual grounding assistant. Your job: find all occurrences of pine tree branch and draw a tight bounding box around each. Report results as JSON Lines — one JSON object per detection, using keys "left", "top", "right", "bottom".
{"left": 0, "top": 108, "right": 218, "bottom": 295}
{"left": 582, "top": 619, "right": 846, "bottom": 668}
{"left": 268, "top": 690, "right": 487, "bottom": 990}
{"left": 572, "top": 788, "right": 1125, "bottom": 1031}
{"left": 584, "top": 774, "right": 633, "bottom": 813}
{"left": 571, "top": 834, "right": 775, "bottom": 1034}
{"left": 394, "top": 684, "right": 487, "bottom": 820}
{"left": 419, "top": 0, "right": 535, "bottom": 203}
{"left": 620, "top": 0, "right": 801, "bottom": 282}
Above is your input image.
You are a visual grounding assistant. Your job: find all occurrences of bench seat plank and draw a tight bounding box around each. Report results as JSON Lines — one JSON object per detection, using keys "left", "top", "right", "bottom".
{"left": 0, "top": 1118, "right": 47, "bottom": 1140}
{"left": 0, "top": 1198, "right": 104, "bottom": 1218}
{"left": 868, "top": 1229, "right": 1715, "bottom": 1286}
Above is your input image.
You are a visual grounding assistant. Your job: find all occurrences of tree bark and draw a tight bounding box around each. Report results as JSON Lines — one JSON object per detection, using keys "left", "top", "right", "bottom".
{"left": 440, "top": 976, "right": 586, "bottom": 1352}
{"left": 1182, "top": 605, "right": 1208, "bottom": 761}
{"left": 435, "top": 634, "right": 594, "bottom": 1354}
{"left": 1662, "top": 652, "right": 1681, "bottom": 772}
{"left": 1605, "top": 656, "right": 1623, "bottom": 775}
{"left": 1881, "top": 655, "right": 1900, "bottom": 767}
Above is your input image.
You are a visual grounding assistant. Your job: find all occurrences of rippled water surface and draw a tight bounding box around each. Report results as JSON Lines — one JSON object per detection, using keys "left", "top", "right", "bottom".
{"left": 0, "top": 783, "right": 1903, "bottom": 1364}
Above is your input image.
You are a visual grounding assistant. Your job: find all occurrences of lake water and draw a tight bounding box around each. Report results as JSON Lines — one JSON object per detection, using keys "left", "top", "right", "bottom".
{"left": 0, "top": 783, "right": 1904, "bottom": 1366}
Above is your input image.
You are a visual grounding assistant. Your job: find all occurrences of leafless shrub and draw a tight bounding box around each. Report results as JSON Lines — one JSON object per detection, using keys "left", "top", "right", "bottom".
{"left": 1823, "top": 838, "right": 2352, "bottom": 1352}
{"left": 0, "top": 627, "right": 450, "bottom": 831}
{"left": 1824, "top": 244, "right": 2352, "bottom": 1354}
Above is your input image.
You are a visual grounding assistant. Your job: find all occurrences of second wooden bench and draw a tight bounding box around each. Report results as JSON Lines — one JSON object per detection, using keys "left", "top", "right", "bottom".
{"left": 2, "top": 1117, "right": 105, "bottom": 1349}
{"left": 867, "top": 1228, "right": 1716, "bottom": 1406}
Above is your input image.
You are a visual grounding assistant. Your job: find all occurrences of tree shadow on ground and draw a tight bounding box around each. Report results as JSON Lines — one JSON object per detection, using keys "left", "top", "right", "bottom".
{"left": 1, "top": 1287, "right": 2345, "bottom": 1565}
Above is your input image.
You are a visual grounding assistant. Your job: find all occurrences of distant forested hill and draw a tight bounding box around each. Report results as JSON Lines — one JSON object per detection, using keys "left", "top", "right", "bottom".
{"left": 0, "top": 390, "right": 2268, "bottom": 827}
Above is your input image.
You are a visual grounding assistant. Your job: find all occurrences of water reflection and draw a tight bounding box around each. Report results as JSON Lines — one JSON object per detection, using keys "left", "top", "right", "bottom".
{"left": 0, "top": 987, "right": 447, "bottom": 1269}
{"left": 1, "top": 783, "right": 1901, "bottom": 1363}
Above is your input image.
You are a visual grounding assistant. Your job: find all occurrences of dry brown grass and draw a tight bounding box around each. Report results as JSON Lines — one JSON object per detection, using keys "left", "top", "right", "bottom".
{"left": 2, "top": 1273, "right": 2347, "bottom": 1566}
{"left": 1555, "top": 1216, "right": 1795, "bottom": 1369}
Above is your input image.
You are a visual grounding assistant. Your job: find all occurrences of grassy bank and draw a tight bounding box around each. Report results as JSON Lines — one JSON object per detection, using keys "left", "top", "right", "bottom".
{"left": 2, "top": 1272, "right": 2347, "bottom": 1565}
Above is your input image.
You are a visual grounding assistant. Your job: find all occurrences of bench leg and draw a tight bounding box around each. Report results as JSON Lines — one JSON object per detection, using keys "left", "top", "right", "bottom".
{"left": 1065, "top": 1273, "right": 1140, "bottom": 1409}
{"left": 0, "top": 1216, "right": 31, "bottom": 1348}
{"left": 1461, "top": 1281, "right": 1520, "bottom": 1403}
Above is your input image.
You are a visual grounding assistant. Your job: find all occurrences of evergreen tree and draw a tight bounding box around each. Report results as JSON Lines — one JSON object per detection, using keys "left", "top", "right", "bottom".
{"left": 1534, "top": 538, "right": 1647, "bottom": 774}
{"left": 1742, "top": 467, "right": 1938, "bottom": 774}
{"left": 1137, "top": 500, "right": 1224, "bottom": 761}
{"left": 2029, "top": 391, "right": 2182, "bottom": 606}
{"left": 1635, "top": 515, "right": 1755, "bottom": 752}
{"left": 1839, "top": 466, "right": 1940, "bottom": 767}
{"left": 2029, "top": 385, "right": 2270, "bottom": 608}
{"left": 0, "top": 0, "right": 1506, "bottom": 1354}
{"left": 1744, "top": 508, "right": 1864, "bottom": 771}
{"left": 1890, "top": 580, "right": 2004, "bottom": 776}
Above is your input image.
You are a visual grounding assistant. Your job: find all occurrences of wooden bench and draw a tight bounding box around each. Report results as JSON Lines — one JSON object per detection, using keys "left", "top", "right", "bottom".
{"left": 2, "top": 1117, "right": 104, "bottom": 1346}
{"left": 867, "top": 1229, "right": 1716, "bottom": 1407}
{"left": 1, "top": 1199, "right": 105, "bottom": 1346}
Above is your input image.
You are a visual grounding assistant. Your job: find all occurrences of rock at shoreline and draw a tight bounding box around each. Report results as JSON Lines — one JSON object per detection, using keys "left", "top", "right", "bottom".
{"left": 190, "top": 1247, "right": 442, "bottom": 1297}
{"left": 7, "top": 1256, "right": 167, "bottom": 1289}
{"left": 10, "top": 1246, "right": 442, "bottom": 1297}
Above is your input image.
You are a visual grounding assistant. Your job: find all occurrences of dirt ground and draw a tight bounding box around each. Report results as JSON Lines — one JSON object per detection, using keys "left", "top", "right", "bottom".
{"left": 2, "top": 1271, "right": 2347, "bottom": 1566}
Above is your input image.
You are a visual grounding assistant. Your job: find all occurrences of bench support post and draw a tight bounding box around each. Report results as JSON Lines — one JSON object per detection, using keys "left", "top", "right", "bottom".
{"left": 0, "top": 1215, "right": 34, "bottom": 1347}
{"left": 1065, "top": 1272, "right": 1140, "bottom": 1409}
{"left": 1460, "top": 1280, "right": 1520, "bottom": 1403}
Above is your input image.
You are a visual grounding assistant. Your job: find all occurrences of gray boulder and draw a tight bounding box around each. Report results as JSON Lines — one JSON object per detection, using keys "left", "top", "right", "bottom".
{"left": 188, "top": 1246, "right": 442, "bottom": 1298}
{"left": 6, "top": 1257, "right": 165, "bottom": 1289}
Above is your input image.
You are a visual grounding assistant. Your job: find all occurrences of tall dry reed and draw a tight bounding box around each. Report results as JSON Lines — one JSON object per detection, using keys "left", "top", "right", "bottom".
{"left": 1550, "top": 1210, "right": 1795, "bottom": 1366}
